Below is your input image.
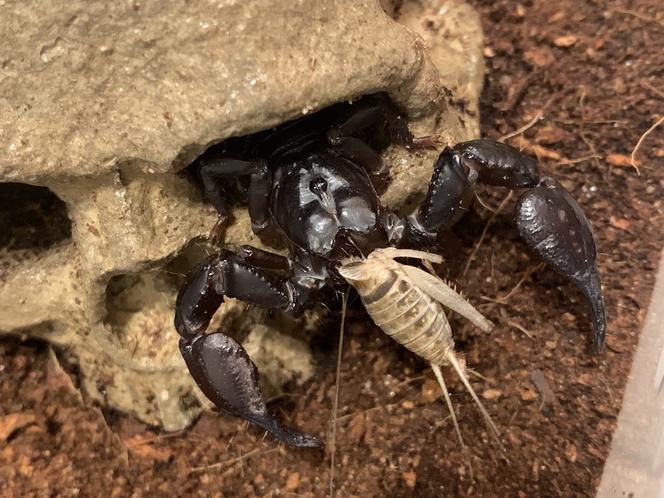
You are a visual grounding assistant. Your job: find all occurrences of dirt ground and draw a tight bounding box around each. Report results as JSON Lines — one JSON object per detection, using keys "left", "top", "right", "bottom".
{"left": 1, "top": 0, "right": 663, "bottom": 496}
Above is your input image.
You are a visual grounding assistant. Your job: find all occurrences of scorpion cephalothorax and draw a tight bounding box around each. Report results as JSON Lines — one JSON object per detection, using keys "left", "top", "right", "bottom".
{"left": 174, "top": 94, "right": 606, "bottom": 448}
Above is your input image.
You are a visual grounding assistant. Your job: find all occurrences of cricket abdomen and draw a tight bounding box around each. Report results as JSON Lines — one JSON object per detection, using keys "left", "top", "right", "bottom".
{"left": 357, "top": 267, "right": 455, "bottom": 366}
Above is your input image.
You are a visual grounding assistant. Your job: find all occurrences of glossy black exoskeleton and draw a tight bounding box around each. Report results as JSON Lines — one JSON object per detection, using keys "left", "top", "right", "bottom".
{"left": 175, "top": 94, "right": 606, "bottom": 448}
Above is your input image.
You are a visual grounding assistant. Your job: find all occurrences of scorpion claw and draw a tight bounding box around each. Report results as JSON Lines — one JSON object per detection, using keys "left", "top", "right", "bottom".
{"left": 516, "top": 177, "right": 607, "bottom": 350}
{"left": 180, "top": 333, "right": 323, "bottom": 448}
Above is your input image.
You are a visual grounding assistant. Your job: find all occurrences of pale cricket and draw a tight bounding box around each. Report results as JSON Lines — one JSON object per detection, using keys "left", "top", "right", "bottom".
{"left": 338, "top": 247, "right": 504, "bottom": 451}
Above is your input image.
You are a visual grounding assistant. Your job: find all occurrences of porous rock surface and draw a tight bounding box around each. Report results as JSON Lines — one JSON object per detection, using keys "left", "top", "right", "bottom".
{"left": 0, "top": 0, "right": 483, "bottom": 429}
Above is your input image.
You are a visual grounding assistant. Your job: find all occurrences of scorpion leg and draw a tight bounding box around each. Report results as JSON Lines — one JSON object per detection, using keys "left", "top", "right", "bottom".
{"left": 407, "top": 139, "right": 606, "bottom": 350}
{"left": 198, "top": 157, "right": 272, "bottom": 235}
{"left": 175, "top": 249, "right": 323, "bottom": 448}
{"left": 405, "top": 146, "right": 478, "bottom": 242}
{"left": 325, "top": 95, "right": 426, "bottom": 173}
{"left": 328, "top": 95, "right": 414, "bottom": 146}
{"left": 326, "top": 135, "right": 386, "bottom": 175}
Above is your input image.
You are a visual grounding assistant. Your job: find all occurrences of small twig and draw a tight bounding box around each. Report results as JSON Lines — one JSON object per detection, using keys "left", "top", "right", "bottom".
{"left": 157, "top": 430, "right": 186, "bottom": 440}
{"left": 499, "top": 69, "right": 542, "bottom": 113}
{"left": 559, "top": 119, "right": 627, "bottom": 127}
{"left": 578, "top": 89, "right": 601, "bottom": 170}
{"left": 474, "top": 191, "right": 498, "bottom": 213}
{"left": 428, "top": 415, "right": 453, "bottom": 434}
{"left": 393, "top": 375, "right": 426, "bottom": 390}
{"left": 462, "top": 192, "right": 513, "bottom": 278}
{"left": 335, "top": 402, "right": 401, "bottom": 423}
{"left": 611, "top": 8, "right": 664, "bottom": 27}
{"left": 493, "top": 263, "right": 544, "bottom": 304}
{"left": 124, "top": 430, "right": 186, "bottom": 446}
{"left": 499, "top": 106, "right": 547, "bottom": 143}
{"left": 505, "top": 319, "right": 534, "bottom": 339}
{"left": 466, "top": 368, "right": 490, "bottom": 382}
{"left": 328, "top": 289, "right": 349, "bottom": 498}
{"left": 226, "top": 433, "right": 236, "bottom": 451}
{"left": 602, "top": 377, "right": 614, "bottom": 404}
{"left": 556, "top": 154, "right": 602, "bottom": 166}
{"left": 631, "top": 115, "right": 664, "bottom": 175}
{"left": 189, "top": 447, "right": 276, "bottom": 473}
{"left": 640, "top": 79, "right": 664, "bottom": 99}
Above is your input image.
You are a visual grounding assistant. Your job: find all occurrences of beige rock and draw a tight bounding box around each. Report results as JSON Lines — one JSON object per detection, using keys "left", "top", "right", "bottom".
{"left": 0, "top": 0, "right": 483, "bottom": 429}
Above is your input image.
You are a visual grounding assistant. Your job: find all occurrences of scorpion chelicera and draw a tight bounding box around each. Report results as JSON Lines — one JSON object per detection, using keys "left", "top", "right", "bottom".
{"left": 174, "top": 94, "right": 606, "bottom": 448}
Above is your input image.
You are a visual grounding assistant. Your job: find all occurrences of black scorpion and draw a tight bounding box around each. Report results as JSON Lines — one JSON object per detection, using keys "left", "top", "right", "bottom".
{"left": 174, "top": 94, "right": 606, "bottom": 448}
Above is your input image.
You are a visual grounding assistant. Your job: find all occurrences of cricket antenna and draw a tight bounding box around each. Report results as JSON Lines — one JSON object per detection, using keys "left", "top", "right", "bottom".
{"left": 445, "top": 352, "right": 505, "bottom": 453}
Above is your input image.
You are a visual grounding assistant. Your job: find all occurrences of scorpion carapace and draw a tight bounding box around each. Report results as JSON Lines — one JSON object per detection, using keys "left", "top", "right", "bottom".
{"left": 174, "top": 94, "right": 606, "bottom": 448}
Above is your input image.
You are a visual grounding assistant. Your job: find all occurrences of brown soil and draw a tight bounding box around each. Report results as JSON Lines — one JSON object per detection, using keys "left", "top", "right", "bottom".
{"left": 1, "top": 1, "right": 663, "bottom": 496}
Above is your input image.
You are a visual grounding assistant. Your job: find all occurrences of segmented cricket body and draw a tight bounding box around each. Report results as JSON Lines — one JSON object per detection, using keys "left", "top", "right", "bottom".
{"left": 339, "top": 248, "right": 503, "bottom": 450}
{"left": 361, "top": 267, "right": 455, "bottom": 365}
